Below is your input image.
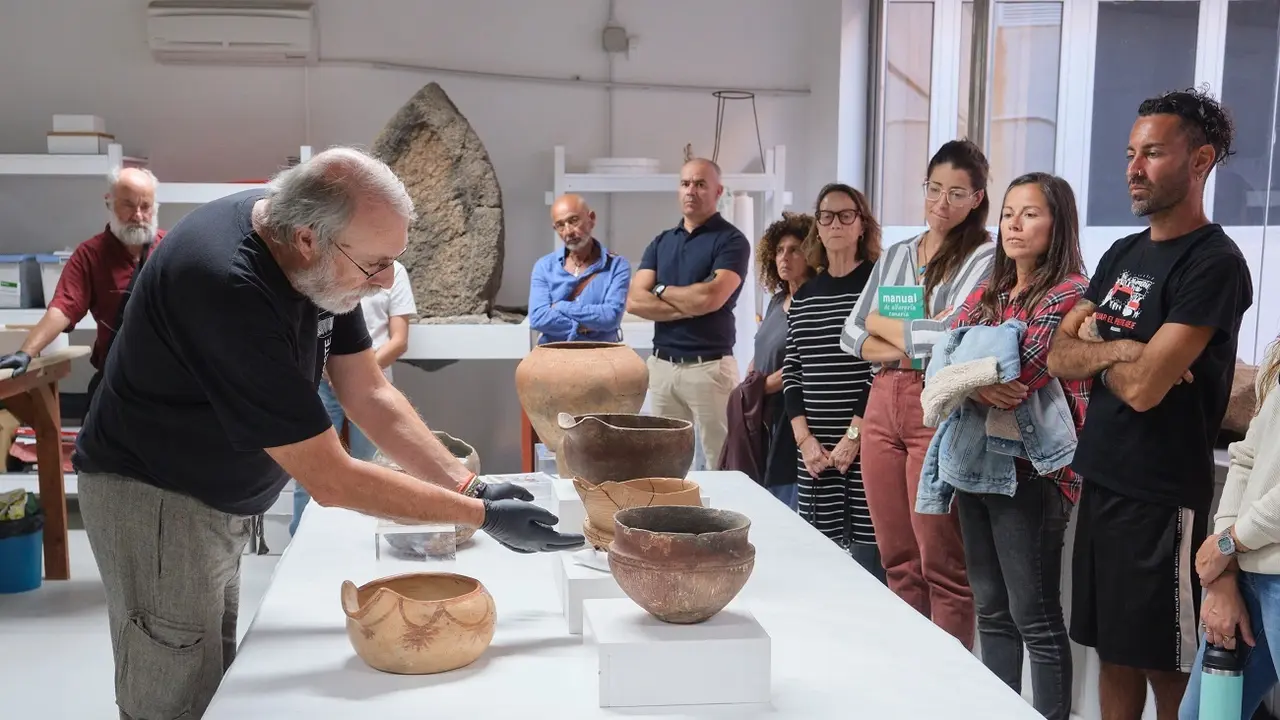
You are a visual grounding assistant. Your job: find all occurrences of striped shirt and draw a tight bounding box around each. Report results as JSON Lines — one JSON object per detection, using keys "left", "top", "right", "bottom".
{"left": 782, "top": 266, "right": 877, "bottom": 547}
{"left": 840, "top": 233, "right": 996, "bottom": 368}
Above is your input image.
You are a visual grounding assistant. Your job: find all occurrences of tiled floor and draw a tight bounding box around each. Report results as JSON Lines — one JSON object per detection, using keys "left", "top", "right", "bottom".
{"left": 0, "top": 518, "right": 281, "bottom": 719}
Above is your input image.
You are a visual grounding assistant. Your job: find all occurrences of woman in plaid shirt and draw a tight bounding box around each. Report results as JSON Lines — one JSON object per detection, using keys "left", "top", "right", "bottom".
{"left": 947, "top": 172, "right": 1090, "bottom": 720}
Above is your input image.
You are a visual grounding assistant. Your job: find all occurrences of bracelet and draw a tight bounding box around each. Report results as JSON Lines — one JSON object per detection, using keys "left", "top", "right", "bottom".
{"left": 1099, "top": 368, "right": 1111, "bottom": 389}
{"left": 460, "top": 472, "right": 484, "bottom": 498}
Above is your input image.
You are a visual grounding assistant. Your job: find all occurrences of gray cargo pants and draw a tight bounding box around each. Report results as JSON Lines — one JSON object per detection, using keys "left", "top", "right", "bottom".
{"left": 78, "top": 472, "right": 251, "bottom": 719}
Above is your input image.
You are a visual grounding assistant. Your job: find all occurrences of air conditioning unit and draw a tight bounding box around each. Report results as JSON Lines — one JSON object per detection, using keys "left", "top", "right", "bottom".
{"left": 147, "top": 0, "right": 316, "bottom": 65}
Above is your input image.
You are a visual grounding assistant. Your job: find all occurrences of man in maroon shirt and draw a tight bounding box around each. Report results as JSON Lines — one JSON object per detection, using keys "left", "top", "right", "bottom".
{"left": 0, "top": 167, "right": 164, "bottom": 396}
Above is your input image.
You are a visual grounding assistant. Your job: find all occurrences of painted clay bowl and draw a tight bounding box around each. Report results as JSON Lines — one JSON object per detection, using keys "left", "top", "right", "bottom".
{"left": 379, "top": 432, "right": 480, "bottom": 553}
{"left": 557, "top": 412, "right": 695, "bottom": 484}
{"left": 608, "top": 505, "right": 755, "bottom": 624}
{"left": 341, "top": 572, "right": 496, "bottom": 674}
{"left": 572, "top": 476, "right": 703, "bottom": 550}
{"left": 514, "top": 342, "right": 648, "bottom": 477}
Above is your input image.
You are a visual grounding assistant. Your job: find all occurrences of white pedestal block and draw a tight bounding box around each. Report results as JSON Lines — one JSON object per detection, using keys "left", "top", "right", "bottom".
{"left": 551, "top": 475, "right": 586, "bottom": 533}
{"left": 550, "top": 476, "right": 712, "bottom": 533}
{"left": 582, "top": 598, "right": 771, "bottom": 707}
{"left": 552, "top": 551, "right": 624, "bottom": 634}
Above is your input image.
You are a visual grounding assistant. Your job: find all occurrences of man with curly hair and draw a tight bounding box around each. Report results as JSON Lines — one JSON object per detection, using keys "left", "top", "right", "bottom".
{"left": 1047, "top": 88, "right": 1254, "bottom": 718}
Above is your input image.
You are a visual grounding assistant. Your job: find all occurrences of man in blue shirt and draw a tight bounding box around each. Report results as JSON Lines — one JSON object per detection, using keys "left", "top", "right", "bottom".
{"left": 626, "top": 158, "right": 750, "bottom": 467}
{"left": 529, "top": 194, "right": 631, "bottom": 344}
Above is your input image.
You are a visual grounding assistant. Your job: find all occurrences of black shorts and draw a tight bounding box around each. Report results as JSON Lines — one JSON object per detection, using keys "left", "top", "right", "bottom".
{"left": 1069, "top": 481, "right": 1206, "bottom": 672}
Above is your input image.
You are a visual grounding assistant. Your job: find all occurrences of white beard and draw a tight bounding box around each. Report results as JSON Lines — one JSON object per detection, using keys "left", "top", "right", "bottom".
{"left": 109, "top": 216, "right": 158, "bottom": 247}
{"left": 289, "top": 249, "right": 378, "bottom": 314}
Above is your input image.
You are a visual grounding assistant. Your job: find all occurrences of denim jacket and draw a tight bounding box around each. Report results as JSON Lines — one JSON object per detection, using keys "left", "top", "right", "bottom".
{"left": 915, "top": 320, "right": 1078, "bottom": 514}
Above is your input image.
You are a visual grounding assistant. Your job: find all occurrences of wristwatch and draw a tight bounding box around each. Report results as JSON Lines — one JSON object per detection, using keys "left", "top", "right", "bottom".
{"left": 653, "top": 284, "right": 668, "bottom": 298}
{"left": 1217, "top": 528, "right": 1243, "bottom": 556}
{"left": 846, "top": 424, "right": 861, "bottom": 441}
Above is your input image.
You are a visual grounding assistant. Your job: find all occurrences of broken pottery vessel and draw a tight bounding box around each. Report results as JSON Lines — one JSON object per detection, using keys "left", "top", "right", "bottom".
{"left": 341, "top": 572, "right": 495, "bottom": 674}
{"left": 370, "top": 82, "right": 505, "bottom": 318}
{"left": 557, "top": 413, "right": 695, "bottom": 484}
{"left": 514, "top": 342, "right": 648, "bottom": 477}
{"left": 572, "top": 476, "right": 703, "bottom": 550}
{"left": 608, "top": 505, "right": 755, "bottom": 624}
{"left": 379, "top": 432, "right": 480, "bottom": 554}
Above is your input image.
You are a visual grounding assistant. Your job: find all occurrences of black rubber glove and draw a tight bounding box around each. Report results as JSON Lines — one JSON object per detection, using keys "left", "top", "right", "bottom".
{"left": 0, "top": 351, "right": 32, "bottom": 377}
{"left": 475, "top": 478, "right": 535, "bottom": 502}
{"left": 480, "top": 499, "right": 585, "bottom": 554}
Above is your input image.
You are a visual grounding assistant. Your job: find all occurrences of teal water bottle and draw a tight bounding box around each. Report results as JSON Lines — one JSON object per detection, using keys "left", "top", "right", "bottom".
{"left": 1199, "top": 643, "right": 1243, "bottom": 720}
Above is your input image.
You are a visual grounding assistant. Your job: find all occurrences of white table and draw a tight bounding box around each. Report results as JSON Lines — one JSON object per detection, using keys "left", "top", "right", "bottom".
{"left": 205, "top": 471, "right": 1041, "bottom": 718}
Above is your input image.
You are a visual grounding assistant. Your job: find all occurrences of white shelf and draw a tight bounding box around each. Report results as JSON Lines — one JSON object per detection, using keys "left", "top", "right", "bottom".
{"left": 619, "top": 320, "right": 653, "bottom": 351}
{"left": 158, "top": 182, "right": 267, "bottom": 205}
{"left": 0, "top": 143, "right": 145, "bottom": 177}
{"left": 0, "top": 473, "right": 78, "bottom": 497}
{"left": 561, "top": 172, "right": 780, "bottom": 195}
{"left": 0, "top": 309, "right": 95, "bottom": 332}
{"left": 549, "top": 145, "right": 790, "bottom": 206}
{"left": 398, "top": 320, "right": 654, "bottom": 360}
{"left": 402, "top": 321, "right": 533, "bottom": 360}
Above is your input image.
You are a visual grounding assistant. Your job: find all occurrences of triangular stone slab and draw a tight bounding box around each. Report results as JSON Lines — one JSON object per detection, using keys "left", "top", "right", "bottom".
{"left": 371, "top": 82, "right": 504, "bottom": 318}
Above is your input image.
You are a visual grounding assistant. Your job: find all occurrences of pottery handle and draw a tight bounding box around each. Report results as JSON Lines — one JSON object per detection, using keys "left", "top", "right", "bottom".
{"left": 557, "top": 412, "right": 579, "bottom": 430}
{"left": 340, "top": 580, "right": 361, "bottom": 618}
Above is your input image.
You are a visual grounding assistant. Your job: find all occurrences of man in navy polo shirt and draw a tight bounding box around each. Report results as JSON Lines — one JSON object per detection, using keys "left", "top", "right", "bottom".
{"left": 626, "top": 158, "right": 750, "bottom": 468}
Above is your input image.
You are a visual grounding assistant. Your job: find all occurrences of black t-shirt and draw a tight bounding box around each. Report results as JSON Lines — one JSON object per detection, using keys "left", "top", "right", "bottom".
{"left": 1071, "top": 223, "right": 1252, "bottom": 512}
{"left": 73, "top": 190, "right": 372, "bottom": 516}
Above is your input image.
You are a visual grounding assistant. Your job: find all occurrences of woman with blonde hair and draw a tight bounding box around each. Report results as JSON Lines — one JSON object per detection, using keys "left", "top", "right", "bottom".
{"left": 782, "top": 183, "right": 883, "bottom": 578}
{"left": 1181, "top": 339, "right": 1280, "bottom": 718}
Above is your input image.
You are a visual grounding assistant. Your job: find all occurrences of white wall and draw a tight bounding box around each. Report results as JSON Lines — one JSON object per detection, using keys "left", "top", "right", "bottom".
{"left": 0, "top": 0, "right": 844, "bottom": 471}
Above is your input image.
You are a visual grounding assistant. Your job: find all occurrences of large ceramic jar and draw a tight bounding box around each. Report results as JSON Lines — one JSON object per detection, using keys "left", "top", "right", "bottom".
{"left": 514, "top": 341, "right": 648, "bottom": 476}
{"left": 608, "top": 505, "right": 756, "bottom": 624}
{"left": 341, "top": 572, "right": 496, "bottom": 674}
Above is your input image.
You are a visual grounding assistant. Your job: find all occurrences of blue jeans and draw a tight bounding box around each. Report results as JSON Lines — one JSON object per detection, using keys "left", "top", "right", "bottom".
{"left": 1181, "top": 571, "right": 1280, "bottom": 720}
{"left": 767, "top": 483, "right": 798, "bottom": 510}
{"left": 290, "top": 379, "right": 377, "bottom": 536}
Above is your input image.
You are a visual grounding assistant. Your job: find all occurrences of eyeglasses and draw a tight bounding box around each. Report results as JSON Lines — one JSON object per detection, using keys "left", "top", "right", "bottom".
{"left": 923, "top": 183, "right": 978, "bottom": 205}
{"left": 552, "top": 215, "right": 585, "bottom": 232}
{"left": 816, "top": 209, "right": 860, "bottom": 226}
{"left": 333, "top": 242, "right": 404, "bottom": 279}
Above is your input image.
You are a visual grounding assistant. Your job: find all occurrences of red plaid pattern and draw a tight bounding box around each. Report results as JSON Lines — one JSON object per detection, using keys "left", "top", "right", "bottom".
{"left": 951, "top": 274, "right": 1091, "bottom": 503}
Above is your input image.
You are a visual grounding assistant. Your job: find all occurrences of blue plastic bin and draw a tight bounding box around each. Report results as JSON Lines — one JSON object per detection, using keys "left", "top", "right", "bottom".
{"left": 0, "top": 524, "right": 43, "bottom": 594}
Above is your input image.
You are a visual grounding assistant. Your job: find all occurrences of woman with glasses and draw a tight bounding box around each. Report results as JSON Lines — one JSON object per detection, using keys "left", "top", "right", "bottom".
{"left": 840, "top": 139, "right": 996, "bottom": 647}
{"left": 782, "top": 183, "right": 884, "bottom": 578}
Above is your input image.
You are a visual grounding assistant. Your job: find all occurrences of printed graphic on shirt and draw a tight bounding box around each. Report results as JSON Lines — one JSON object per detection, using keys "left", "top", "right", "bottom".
{"left": 317, "top": 311, "right": 334, "bottom": 369}
{"left": 1096, "top": 270, "right": 1156, "bottom": 333}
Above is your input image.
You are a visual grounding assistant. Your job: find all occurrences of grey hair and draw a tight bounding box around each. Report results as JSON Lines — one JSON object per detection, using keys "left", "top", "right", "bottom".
{"left": 261, "top": 146, "right": 415, "bottom": 248}
{"left": 106, "top": 167, "right": 160, "bottom": 206}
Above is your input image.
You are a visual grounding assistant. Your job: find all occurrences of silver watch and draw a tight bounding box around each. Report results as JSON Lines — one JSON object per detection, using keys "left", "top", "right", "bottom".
{"left": 1217, "top": 528, "right": 1241, "bottom": 556}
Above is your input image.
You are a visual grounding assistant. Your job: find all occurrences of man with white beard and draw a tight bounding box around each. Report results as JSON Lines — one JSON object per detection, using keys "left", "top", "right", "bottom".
{"left": 0, "top": 167, "right": 163, "bottom": 398}
{"left": 72, "top": 147, "right": 584, "bottom": 720}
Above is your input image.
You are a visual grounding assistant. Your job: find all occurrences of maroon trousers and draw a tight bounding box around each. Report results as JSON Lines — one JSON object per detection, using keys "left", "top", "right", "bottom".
{"left": 860, "top": 369, "right": 974, "bottom": 648}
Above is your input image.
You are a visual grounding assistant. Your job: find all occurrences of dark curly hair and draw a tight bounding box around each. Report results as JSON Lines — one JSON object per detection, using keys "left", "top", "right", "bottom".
{"left": 756, "top": 212, "right": 815, "bottom": 295}
{"left": 1137, "top": 86, "right": 1236, "bottom": 168}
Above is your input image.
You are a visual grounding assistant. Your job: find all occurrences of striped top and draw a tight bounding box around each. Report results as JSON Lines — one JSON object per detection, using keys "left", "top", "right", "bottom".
{"left": 840, "top": 232, "right": 996, "bottom": 369}
{"left": 782, "top": 265, "right": 877, "bottom": 546}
